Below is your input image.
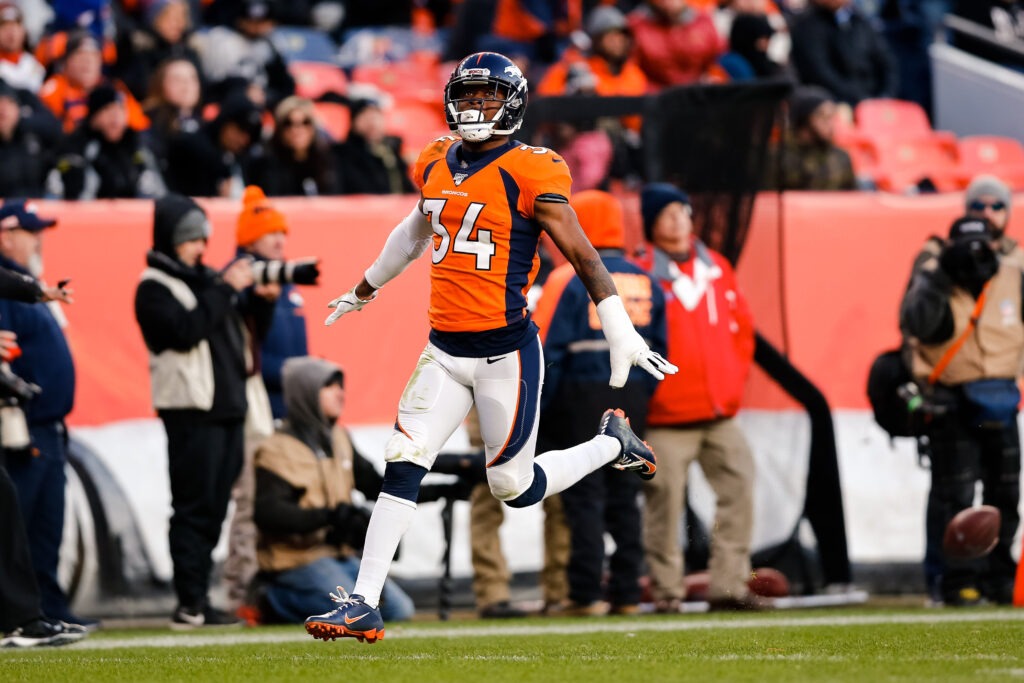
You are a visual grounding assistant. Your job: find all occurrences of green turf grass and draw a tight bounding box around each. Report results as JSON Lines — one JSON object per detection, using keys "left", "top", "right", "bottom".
{"left": 3, "top": 608, "right": 1024, "bottom": 682}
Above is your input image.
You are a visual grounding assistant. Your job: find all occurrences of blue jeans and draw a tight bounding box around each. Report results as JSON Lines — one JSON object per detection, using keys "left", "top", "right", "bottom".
{"left": 266, "top": 556, "right": 415, "bottom": 623}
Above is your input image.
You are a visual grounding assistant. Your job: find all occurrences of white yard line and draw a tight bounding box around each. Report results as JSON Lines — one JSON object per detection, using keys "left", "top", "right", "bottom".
{"left": 55, "top": 610, "right": 1024, "bottom": 652}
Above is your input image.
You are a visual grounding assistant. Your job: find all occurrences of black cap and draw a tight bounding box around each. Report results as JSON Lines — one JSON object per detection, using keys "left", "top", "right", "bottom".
{"left": 87, "top": 84, "right": 121, "bottom": 118}
{"left": 239, "top": 0, "right": 273, "bottom": 20}
{"left": 949, "top": 216, "right": 995, "bottom": 241}
{"left": 789, "top": 85, "right": 833, "bottom": 130}
{"left": 217, "top": 93, "right": 262, "bottom": 140}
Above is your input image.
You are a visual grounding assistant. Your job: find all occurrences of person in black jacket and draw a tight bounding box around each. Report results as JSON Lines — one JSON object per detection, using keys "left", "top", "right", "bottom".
{"left": 0, "top": 200, "right": 84, "bottom": 627}
{"left": 790, "top": 0, "right": 898, "bottom": 105}
{"left": 335, "top": 100, "right": 415, "bottom": 196}
{"left": 0, "top": 81, "right": 53, "bottom": 199}
{"left": 164, "top": 93, "right": 263, "bottom": 197}
{"left": 134, "top": 193, "right": 275, "bottom": 628}
{"left": 116, "top": 0, "right": 203, "bottom": 100}
{"left": 46, "top": 85, "right": 166, "bottom": 199}
{"left": 248, "top": 96, "right": 340, "bottom": 196}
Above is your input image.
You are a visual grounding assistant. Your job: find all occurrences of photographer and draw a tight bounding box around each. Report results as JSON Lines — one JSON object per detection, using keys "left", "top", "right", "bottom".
{"left": 254, "top": 357, "right": 471, "bottom": 624}
{"left": 134, "top": 193, "right": 275, "bottom": 628}
{"left": 901, "top": 216, "right": 1023, "bottom": 606}
{"left": 235, "top": 186, "right": 318, "bottom": 419}
{"left": 0, "top": 200, "right": 87, "bottom": 628}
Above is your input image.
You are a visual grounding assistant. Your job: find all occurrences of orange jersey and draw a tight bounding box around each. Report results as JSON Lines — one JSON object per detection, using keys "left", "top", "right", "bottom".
{"left": 413, "top": 135, "right": 572, "bottom": 355}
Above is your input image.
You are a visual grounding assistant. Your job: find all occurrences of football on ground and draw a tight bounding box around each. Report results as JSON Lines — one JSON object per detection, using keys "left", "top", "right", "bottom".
{"left": 942, "top": 504, "right": 1001, "bottom": 560}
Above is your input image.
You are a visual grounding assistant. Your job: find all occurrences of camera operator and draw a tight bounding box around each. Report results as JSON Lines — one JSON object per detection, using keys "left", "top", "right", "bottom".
{"left": 134, "top": 193, "right": 275, "bottom": 628}
{"left": 0, "top": 268, "right": 85, "bottom": 647}
{"left": 0, "top": 200, "right": 87, "bottom": 628}
{"left": 253, "top": 357, "right": 472, "bottom": 624}
{"left": 901, "top": 216, "right": 1023, "bottom": 606}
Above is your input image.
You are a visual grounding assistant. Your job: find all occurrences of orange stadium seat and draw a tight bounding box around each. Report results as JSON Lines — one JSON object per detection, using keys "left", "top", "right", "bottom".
{"left": 384, "top": 100, "right": 450, "bottom": 157}
{"left": 873, "top": 138, "right": 967, "bottom": 193}
{"left": 290, "top": 61, "right": 349, "bottom": 100}
{"left": 313, "top": 102, "right": 351, "bottom": 141}
{"left": 957, "top": 136, "right": 1024, "bottom": 189}
{"left": 854, "top": 98, "right": 957, "bottom": 150}
{"left": 351, "top": 59, "right": 444, "bottom": 104}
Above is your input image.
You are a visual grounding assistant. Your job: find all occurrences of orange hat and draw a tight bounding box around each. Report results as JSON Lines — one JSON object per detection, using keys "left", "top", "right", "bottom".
{"left": 570, "top": 190, "right": 624, "bottom": 249}
{"left": 236, "top": 185, "right": 288, "bottom": 245}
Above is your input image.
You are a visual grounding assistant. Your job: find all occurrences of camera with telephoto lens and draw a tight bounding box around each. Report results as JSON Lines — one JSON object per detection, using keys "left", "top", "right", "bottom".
{"left": 249, "top": 257, "right": 320, "bottom": 286}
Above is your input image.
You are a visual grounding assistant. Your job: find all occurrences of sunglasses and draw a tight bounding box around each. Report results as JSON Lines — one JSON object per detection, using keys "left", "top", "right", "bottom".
{"left": 969, "top": 200, "right": 1007, "bottom": 212}
{"left": 282, "top": 117, "right": 313, "bottom": 129}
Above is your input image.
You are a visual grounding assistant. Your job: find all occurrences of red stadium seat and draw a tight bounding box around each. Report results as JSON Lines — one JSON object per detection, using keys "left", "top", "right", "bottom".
{"left": 957, "top": 136, "right": 1024, "bottom": 189}
{"left": 384, "top": 100, "right": 450, "bottom": 156}
{"left": 351, "top": 59, "right": 444, "bottom": 104}
{"left": 854, "top": 98, "right": 957, "bottom": 150}
{"left": 873, "top": 138, "right": 968, "bottom": 193}
{"left": 839, "top": 137, "right": 880, "bottom": 177}
{"left": 290, "top": 61, "right": 349, "bottom": 100}
{"left": 313, "top": 102, "right": 351, "bottom": 141}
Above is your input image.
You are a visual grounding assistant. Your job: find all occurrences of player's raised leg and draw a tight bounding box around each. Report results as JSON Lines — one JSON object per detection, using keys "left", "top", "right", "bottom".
{"left": 305, "top": 345, "right": 474, "bottom": 642}
{"left": 475, "top": 338, "right": 656, "bottom": 510}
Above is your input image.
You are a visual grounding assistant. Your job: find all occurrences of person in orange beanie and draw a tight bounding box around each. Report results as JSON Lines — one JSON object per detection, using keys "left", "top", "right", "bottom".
{"left": 227, "top": 185, "right": 319, "bottom": 614}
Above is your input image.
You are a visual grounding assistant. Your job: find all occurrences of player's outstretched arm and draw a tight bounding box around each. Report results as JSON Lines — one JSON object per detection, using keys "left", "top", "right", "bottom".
{"left": 536, "top": 199, "right": 678, "bottom": 387}
{"left": 326, "top": 199, "right": 433, "bottom": 326}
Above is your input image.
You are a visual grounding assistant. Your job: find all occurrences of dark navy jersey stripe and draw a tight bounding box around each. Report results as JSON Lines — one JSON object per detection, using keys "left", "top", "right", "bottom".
{"left": 445, "top": 138, "right": 516, "bottom": 183}
{"left": 429, "top": 318, "right": 538, "bottom": 358}
{"left": 488, "top": 336, "right": 541, "bottom": 468}
{"left": 423, "top": 159, "right": 439, "bottom": 185}
{"left": 499, "top": 166, "right": 541, "bottom": 327}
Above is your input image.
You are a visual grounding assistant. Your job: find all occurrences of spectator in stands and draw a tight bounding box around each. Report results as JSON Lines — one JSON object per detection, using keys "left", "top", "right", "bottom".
{"left": 234, "top": 186, "right": 317, "bottom": 419}
{"left": 38, "top": 30, "right": 150, "bottom": 133}
{"left": 134, "top": 193, "right": 275, "bottom": 628}
{"left": 254, "top": 356, "right": 470, "bottom": 623}
{"left": 0, "top": 3, "right": 44, "bottom": 93}
{"left": 713, "top": 0, "right": 791, "bottom": 65}
{"left": 900, "top": 215, "right": 1023, "bottom": 606}
{"left": 0, "top": 201, "right": 88, "bottom": 627}
{"left": 116, "top": 0, "right": 202, "bottom": 101}
{"left": 628, "top": 0, "right": 722, "bottom": 89}
{"left": 164, "top": 92, "right": 263, "bottom": 197}
{"left": 638, "top": 183, "right": 760, "bottom": 611}
{"left": 716, "top": 13, "right": 789, "bottom": 80}
{"left": 0, "top": 81, "right": 51, "bottom": 198}
{"left": 142, "top": 57, "right": 203, "bottom": 164}
{"left": 534, "top": 190, "right": 666, "bottom": 616}
{"left": 249, "top": 97, "right": 340, "bottom": 197}
{"left": 482, "top": 0, "right": 580, "bottom": 65}
{"left": 194, "top": 0, "right": 295, "bottom": 107}
{"left": 773, "top": 85, "right": 856, "bottom": 190}
{"left": 538, "top": 7, "right": 648, "bottom": 100}
{"left": 335, "top": 100, "right": 414, "bottom": 196}
{"left": 790, "top": 0, "right": 898, "bottom": 105}
{"left": 45, "top": 85, "right": 166, "bottom": 199}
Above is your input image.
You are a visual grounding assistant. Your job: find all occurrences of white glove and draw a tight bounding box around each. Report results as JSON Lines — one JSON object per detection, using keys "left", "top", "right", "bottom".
{"left": 325, "top": 288, "right": 377, "bottom": 326}
{"left": 596, "top": 295, "right": 679, "bottom": 388}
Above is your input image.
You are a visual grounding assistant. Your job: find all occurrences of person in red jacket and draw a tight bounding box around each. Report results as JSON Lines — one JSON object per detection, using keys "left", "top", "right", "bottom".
{"left": 628, "top": 0, "right": 722, "bottom": 89}
{"left": 637, "top": 182, "right": 760, "bottom": 611}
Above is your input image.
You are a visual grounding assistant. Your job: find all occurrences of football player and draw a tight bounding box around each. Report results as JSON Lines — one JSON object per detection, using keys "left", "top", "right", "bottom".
{"left": 305, "top": 52, "right": 677, "bottom": 643}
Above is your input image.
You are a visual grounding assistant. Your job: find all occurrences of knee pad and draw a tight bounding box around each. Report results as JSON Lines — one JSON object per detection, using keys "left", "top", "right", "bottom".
{"left": 486, "top": 466, "right": 522, "bottom": 502}
{"left": 384, "top": 429, "right": 433, "bottom": 469}
{"left": 500, "top": 464, "right": 548, "bottom": 509}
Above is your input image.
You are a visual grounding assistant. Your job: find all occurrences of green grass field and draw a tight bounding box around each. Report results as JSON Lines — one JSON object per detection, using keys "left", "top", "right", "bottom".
{"left": 3, "top": 608, "right": 1024, "bottom": 682}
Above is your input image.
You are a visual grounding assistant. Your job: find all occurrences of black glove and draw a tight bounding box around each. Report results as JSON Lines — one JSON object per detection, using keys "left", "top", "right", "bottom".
{"left": 288, "top": 259, "right": 320, "bottom": 285}
{"left": 939, "top": 238, "right": 998, "bottom": 298}
{"left": 344, "top": 505, "right": 372, "bottom": 550}
{"left": 327, "top": 502, "right": 356, "bottom": 531}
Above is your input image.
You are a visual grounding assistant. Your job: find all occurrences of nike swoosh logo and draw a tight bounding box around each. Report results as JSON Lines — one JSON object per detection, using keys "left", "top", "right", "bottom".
{"left": 486, "top": 357, "right": 506, "bottom": 364}
{"left": 344, "top": 613, "right": 369, "bottom": 625}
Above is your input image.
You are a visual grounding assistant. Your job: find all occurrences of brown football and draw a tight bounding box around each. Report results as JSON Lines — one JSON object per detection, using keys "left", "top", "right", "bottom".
{"left": 682, "top": 567, "right": 790, "bottom": 601}
{"left": 943, "top": 505, "right": 1001, "bottom": 560}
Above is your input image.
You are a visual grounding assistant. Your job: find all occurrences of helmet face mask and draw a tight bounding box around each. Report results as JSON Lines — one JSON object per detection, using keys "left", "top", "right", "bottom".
{"left": 445, "top": 52, "right": 528, "bottom": 143}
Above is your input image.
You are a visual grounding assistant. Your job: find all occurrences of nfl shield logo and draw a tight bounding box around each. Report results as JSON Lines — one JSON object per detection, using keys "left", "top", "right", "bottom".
{"left": 453, "top": 172, "right": 469, "bottom": 186}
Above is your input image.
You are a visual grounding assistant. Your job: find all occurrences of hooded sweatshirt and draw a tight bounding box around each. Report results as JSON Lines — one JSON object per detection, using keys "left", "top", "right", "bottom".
{"left": 134, "top": 193, "right": 272, "bottom": 419}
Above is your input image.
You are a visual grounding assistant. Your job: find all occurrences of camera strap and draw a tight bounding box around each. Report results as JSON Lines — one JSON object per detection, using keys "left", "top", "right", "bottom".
{"left": 927, "top": 280, "right": 991, "bottom": 386}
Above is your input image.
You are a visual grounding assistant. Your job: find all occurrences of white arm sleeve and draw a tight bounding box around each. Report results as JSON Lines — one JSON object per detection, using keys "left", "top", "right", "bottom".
{"left": 363, "top": 204, "right": 433, "bottom": 290}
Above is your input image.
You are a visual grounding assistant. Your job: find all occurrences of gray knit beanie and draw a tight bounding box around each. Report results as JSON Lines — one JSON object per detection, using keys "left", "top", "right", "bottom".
{"left": 965, "top": 174, "right": 1012, "bottom": 214}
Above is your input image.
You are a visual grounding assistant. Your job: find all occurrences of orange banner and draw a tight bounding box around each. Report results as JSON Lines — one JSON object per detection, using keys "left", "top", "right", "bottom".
{"left": 33, "top": 191, "right": 987, "bottom": 426}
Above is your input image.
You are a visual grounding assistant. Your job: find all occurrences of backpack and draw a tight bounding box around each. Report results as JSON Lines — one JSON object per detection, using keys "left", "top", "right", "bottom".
{"left": 867, "top": 349, "right": 916, "bottom": 439}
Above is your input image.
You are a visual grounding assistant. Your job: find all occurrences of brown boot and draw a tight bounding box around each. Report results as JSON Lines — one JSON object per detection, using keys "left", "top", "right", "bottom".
{"left": 609, "top": 604, "right": 640, "bottom": 616}
{"left": 559, "top": 601, "right": 609, "bottom": 617}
